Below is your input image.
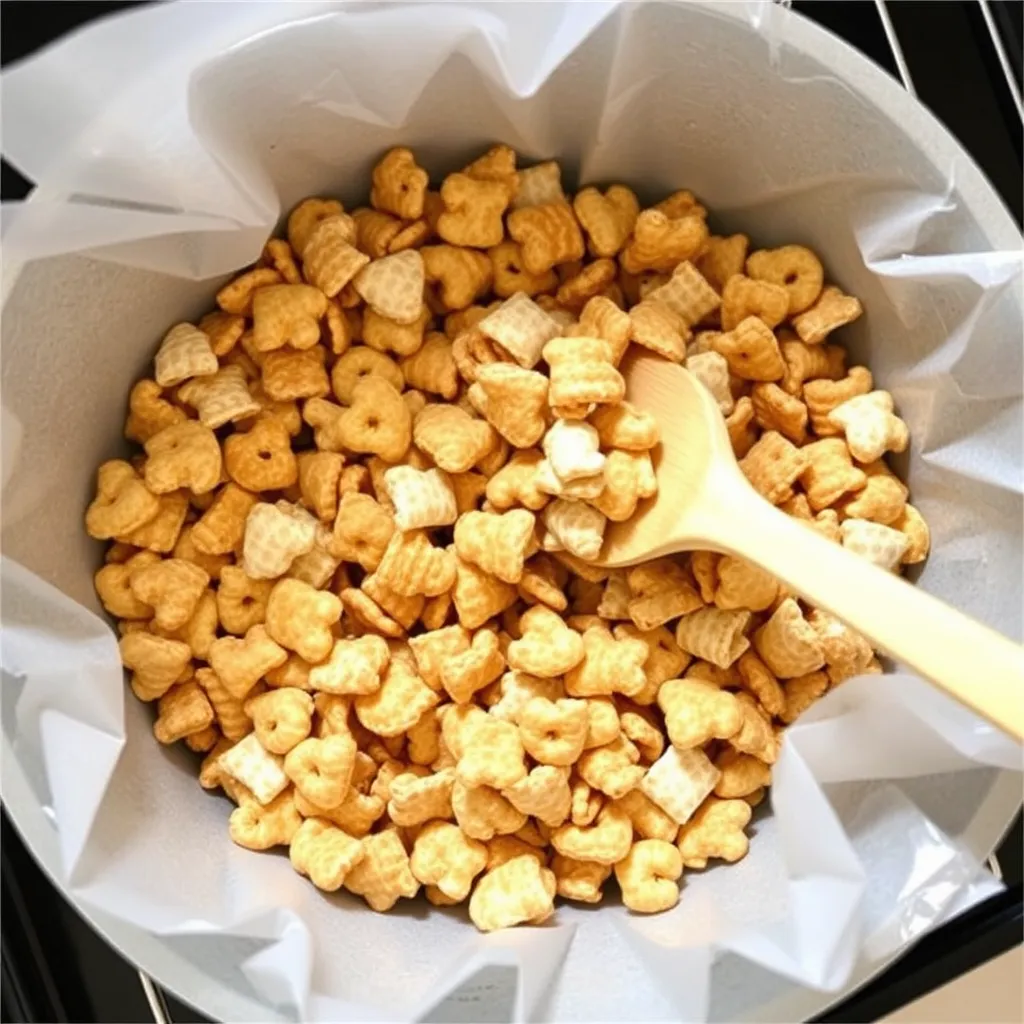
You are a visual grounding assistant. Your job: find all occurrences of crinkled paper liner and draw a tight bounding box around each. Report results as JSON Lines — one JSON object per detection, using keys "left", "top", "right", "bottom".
{"left": 1, "top": 2, "right": 1021, "bottom": 1021}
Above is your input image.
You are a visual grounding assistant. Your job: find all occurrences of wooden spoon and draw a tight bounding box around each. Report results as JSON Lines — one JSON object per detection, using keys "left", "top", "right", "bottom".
{"left": 600, "top": 351, "right": 1024, "bottom": 741}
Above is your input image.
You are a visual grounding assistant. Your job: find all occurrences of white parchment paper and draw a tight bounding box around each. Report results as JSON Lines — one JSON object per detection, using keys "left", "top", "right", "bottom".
{"left": 2, "top": 3, "right": 1021, "bottom": 1022}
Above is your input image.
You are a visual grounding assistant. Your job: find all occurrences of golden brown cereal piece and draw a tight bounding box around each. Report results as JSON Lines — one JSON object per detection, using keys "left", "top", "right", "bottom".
{"left": 129, "top": 558, "right": 208, "bottom": 632}
{"left": 352, "top": 207, "right": 403, "bottom": 258}
{"left": 353, "top": 250, "right": 425, "bottom": 325}
{"left": 507, "top": 605, "right": 584, "bottom": 677}
{"left": 245, "top": 688, "right": 315, "bottom": 755}
{"left": 400, "top": 332, "right": 459, "bottom": 399}
{"left": 421, "top": 244, "right": 492, "bottom": 311}
{"left": 754, "top": 598, "right": 825, "bottom": 678}
{"left": 488, "top": 240, "right": 558, "bottom": 298}
{"left": 301, "top": 217, "right": 367, "bottom": 297}
{"left": 807, "top": 608, "right": 874, "bottom": 686}
{"left": 689, "top": 550, "right": 718, "bottom": 604}
{"left": 615, "top": 839, "right": 683, "bottom": 914}
{"left": 284, "top": 733, "right": 357, "bottom": 808}
{"left": 195, "top": 667, "right": 251, "bottom": 742}
{"left": 576, "top": 736, "right": 644, "bottom": 799}
{"left": 735, "top": 650, "right": 785, "bottom": 717}
{"left": 614, "top": 789, "right": 677, "bottom": 842}
{"left": 342, "top": 377, "right": 415, "bottom": 462}
{"left": 263, "top": 237, "right": 302, "bottom": 284}
{"left": 309, "top": 635, "right": 389, "bottom": 696}
{"left": 555, "top": 258, "right": 617, "bottom": 311}
{"left": 518, "top": 553, "right": 568, "bottom": 612}
{"left": 565, "top": 625, "right": 648, "bottom": 699}
{"left": 738, "top": 430, "right": 809, "bottom": 505}
{"left": 294, "top": 451, "right": 343, "bottom": 524}
{"left": 731, "top": 694, "right": 779, "bottom": 763}
{"left": 355, "top": 659, "right": 439, "bottom": 737}
{"left": 503, "top": 765, "right": 572, "bottom": 827}
{"left": 621, "top": 209, "right": 707, "bottom": 274}
{"left": 124, "top": 379, "right": 186, "bottom": 444}
{"left": 617, "top": 623, "right": 691, "bottom": 702}
{"left": 750, "top": 382, "right": 808, "bottom": 445}
{"left": 695, "top": 234, "right": 749, "bottom": 294}
{"left": 678, "top": 796, "right": 752, "bottom": 869}
{"left": 658, "top": 679, "right": 742, "bottom": 749}
{"left": 487, "top": 835, "right": 546, "bottom": 872}
{"left": 251, "top": 284, "right": 329, "bottom": 352}
{"left": 412, "top": 403, "right": 493, "bottom": 473}
{"left": 190, "top": 484, "right": 257, "bottom": 556}
{"left": 625, "top": 558, "right": 703, "bottom": 631}
{"left": 721, "top": 274, "right": 789, "bottom": 332}
{"left": 453, "top": 508, "right": 535, "bottom": 584}
{"left": 409, "top": 820, "right": 487, "bottom": 901}
{"left": 260, "top": 348, "right": 331, "bottom": 402}
{"left": 456, "top": 715, "right": 527, "bottom": 790}
{"left": 551, "top": 854, "right": 611, "bottom": 904}
{"left": 153, "top": 322, "right": 218, "bottom": 388}
{"left": 216, "top": 267, "right": 283, "bottom": 316}
{"left": 371, "top": 148, "right": 429, "bottom": 221}
{"left": 551, "top": 803, "right": 632, "bottom": 865}
{"left": 440, "top": 628, "right": 505, "bottom": 703}
{"left": 506, "top": 201, "right": 585, "bottom": 275}
{"left": 451, "top": 554, "right": 518, "bottom": 629}
{"left": 780, "top": 670, "right": 830, "bottom": 724}
{"left": 591, "top": 450, "right": 657, "bottom": 522}
{"left": 436, "top": 173, "right": 510, "bottom": 249}
{"left": 792, "top": 284, "right": 863, "bottom": 344}
{"left": 288, "top": 197, "right": 344, "bottom": 257}
{"left": 207, "top": 625, "right": 288, "bottom": 700}
{"left": 645, "top": 260, "right": 722, "bottom": 327}
{"left": 329, "top": 348, "right": 403, "bottom": 406}
{"left": 804, "top": 364, "right": 873, "bottom": 434}
{"left": 713, "top": 317, "right": 785, "bottom": 381}
{"left": 517, "top": 697, "right": 589, "bottom": 766}
{"left": 629, "top": 300, "right": 689, "bottom": 362}
{"left": 362, "top": 304, "right": 430, "bottom": 358}
{"left": 344, "top": 828, "right": 420, "bottom": 911}
{"left": 289, "top": 818, "right": 365, "bottom": 892}
{"left": 484, "top": 449, "right": 548, "bottom": 511}
{"left": 469, "top": 855, "right": 556, "bottom": 932}
{"left": 215, "top": 565, "right": 272, "bottom": 636}
{"left": 746, "top": 245, "right": 824, "bottom": 315}
{"left": 197, "top": 311, "right": 246, "bottom": 358}
{"left": 407, "top": 624, "right": 470, "bottom": 692}
{"left": 463, "top": 144, "right": 519, "bottom": 194}
{"left": 544, "top": 335, "right": 625, "bottom": 408}
{"left": 386, "top": 768, "right": 455, "bottom": 826}
{"left": 143, "top": 421, "right": 223, "bottom": 496}
{"left": 619, "top": 707, "right": 664, "bottom": 763}
{"left": 119, "top": 631, "right": 191, "bottom": 702}
{"left": 265, "top": 578, "right": 342, "bottom": 663}
{"left": 242, "top": 500, "right": 317, "bottom": 580}
{"left": 714, "top": 556, "right": 779, "bottom": 613}
{"left": 892, "top": 503, "right": 930, "bottom": 564}
{"left": 840, "top": 460, "right": 907, "bottom": 525}
{"left": 574, "top": 185, "right": 640, "bottom": 258}
{"left": 224, "top": 416, "right": 298, "bottom": 492}
{"left": 96, "top": 552, "right": 159, "bottom": 619}
{"left": 116, "top": 489, "right": 188, "bottom": 554}
{"left": 469, "top": 363, "right": 549, "bottom": 448}
{"left": 570, "top": 776, "right": 605, "bottom": 825}
{"left": 674, "top": 607, "right": 751, "bottom": 669}
{"left": 800, "top": 438, "right": 867, "bottom": 511}
{"left": 779, "top": 338, "right": 846, "bottom": 397}
{"left": 828, "top": 390, "right": 909, "bottom": 463}
{"left": 86, "top": 461, "right": 162, "bottom": 540}
{"left": 230, "top": 789, "right": 302, "bottom": 850}
{"left": 653, "top": 189, "right": 707, "bottom": 219}
{"left": 373, "top": 528, "right": 456, "bottom": 599}
{"left": 452, "top": 781, "right": 526, "bottom": 841}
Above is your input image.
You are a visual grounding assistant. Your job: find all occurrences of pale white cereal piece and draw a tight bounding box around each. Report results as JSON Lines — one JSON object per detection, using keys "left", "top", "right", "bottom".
{"left": 218, "top": 733, "right": 289, "bottom": 805}
{"left": 542, "top": 420, "right": 605, "bottom": 482}
{"left": 640, "top": 746, "right": 720, "bottom": 825}
{"left": 287, "top": 523, "right": 342, "bottom": 589}
{"left": 646, "top": 262, "right": 721, "bottom": 327}
{"left": 383, "top": 466, "right": 458, "bottom": 531}
{"left": 243, "top": 501, "right": 318, "bottom": 580}
{"left": 478, "top": 293, "right": 562, "bottom": 369}
{"left": 513, "top": 161, "right": 565, "bottom": 209}
{"left": 828, "top": 391, "right": 909, "bottom": 464}
{"left": 534, "top": 460, "right": 605, "bottom": 501}
{"left": 542, "top": 500, "right": 607, "bottom": 562}
{"left": 686, "top": 351, "right": 733, "bottom": 415}
{"left": 840, "top": 518, "right": 909, "bottom": 570}
{"left": 154, "top": 323, "right": 218, "bottom": 387}
{"left": 675, "top": 607, "right": 751, "bottom": 669}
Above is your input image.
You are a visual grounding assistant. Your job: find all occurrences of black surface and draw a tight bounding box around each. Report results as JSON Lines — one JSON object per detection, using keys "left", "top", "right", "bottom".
{"left": 1, "top": 2, "right": 1021, "bottom": 1023}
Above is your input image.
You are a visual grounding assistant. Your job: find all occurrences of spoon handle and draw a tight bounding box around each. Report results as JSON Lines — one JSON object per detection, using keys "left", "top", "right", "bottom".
{"left": 711, "top": 485, "right": 1024, "bottom": 741}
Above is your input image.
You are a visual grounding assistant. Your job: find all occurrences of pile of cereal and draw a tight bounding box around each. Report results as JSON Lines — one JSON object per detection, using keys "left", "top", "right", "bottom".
{"left": 85, "top": 145, "right": 930, "bottom": 931}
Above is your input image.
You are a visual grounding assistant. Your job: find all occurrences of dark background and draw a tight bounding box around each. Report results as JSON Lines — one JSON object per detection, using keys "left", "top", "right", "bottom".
{"left": 1, "top": 2, "right": 1021, "bottom": 1022}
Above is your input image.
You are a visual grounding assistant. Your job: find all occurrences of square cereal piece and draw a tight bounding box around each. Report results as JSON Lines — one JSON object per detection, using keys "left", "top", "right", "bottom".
{"left": 739, "top": 430, "right": 809, "bottom": 505}
{"left": 645, "top": 262, "right": 721, "bottom": 327}
{"left": 478, "top": 293, "right": 562, "bottom": 369}
{"left": 640, "top": 746, "right": 720, "bottom": 825}
{"left": 219, "top": 733, "right": 290, "bottom": 806}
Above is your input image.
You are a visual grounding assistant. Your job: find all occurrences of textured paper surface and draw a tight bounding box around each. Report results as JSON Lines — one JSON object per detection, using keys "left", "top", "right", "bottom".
{"left": 2, "top": 2, "right": 1021, "bottom": 1022}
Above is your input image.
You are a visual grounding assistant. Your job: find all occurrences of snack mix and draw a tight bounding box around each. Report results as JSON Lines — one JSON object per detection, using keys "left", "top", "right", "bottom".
{"left": 87, "top": 144, "right": 929, "bottom": 931}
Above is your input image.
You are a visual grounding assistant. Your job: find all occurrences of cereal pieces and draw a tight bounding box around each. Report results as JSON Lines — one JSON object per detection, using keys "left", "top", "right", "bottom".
{"left": 229, "top": 791, "right": 302, "bottom": 851}
{"left": 800, "top": 438, "right": 867, "bottom": 511}
{"left": 476, "top": 292, "right": 561, "bottom": 369}
{"left": 224, "top": 415, "right": 297, "bottom": 492}
{"left": 626, "top": 558, "right": 703, "bottom": 631}
{"left": 803, "top": 365, "right": 873, "bottom": 434}
{"left": 542, "top": 500, "right": 607, "bottom": 562}
{"left": 565, "top": 624, "right": 648, "bottom": 698}
{"left": 144, "top": 421, "right": 222, "bottom": 495}
{"left": 686, "top": 350, "right": 733, "bottom": 415}
{"left": 375, "top": 529, "right": 456, "bottom": 597}
{"left": 178, "top": 366, "right": 261, "bottom": 429}
{"left": 645, "top": 261, "right": 721, "bottom": 327}
{"left": 615, "top": 839, "right": 683, "bottom": 914}
{"left": 252, "top": 284, "right": 329, "bottom": 352}
{"left": 309, "top": 635, "right": 390, "bottom": 695}
{"left": 353, "top": 250, "right": 425, "bottom": 325}
{"left": 614, "top": 789, "right": 678, "bottom": 842}
{"left": 130, "top": 558, "right": 208, "bottom": 632}
{"left": 640, "top": 746, "right": 719, "bottom": 825}
{"left": 452, "top": 555, "right": 518, "bottom": 630}
{"left": 371, "top": 147, "right": 429, "bottom": 221}
{"left": 659, "top": 679, "right": 741, "bottom": 749}
{"left": 552, "top": 854, "right": 611, "bottom": 904}
{"left": 592, "top": 449, "right": 657, "bottom": 522}
{"left": 264, "top": 578, "right": 342, "bottom": 663}
{"left": 288, "top": 197, "right": 344, "bottom": 256}
{"left": 828, "top": 391, "right": 909, "bottom": 464}
{"left": 677, "top": 796, "right": 752, "bottom": 869}
{"left": 337, "top": 377, "right": 413, "bottom": 463}
{"left": 576, "top": 737, "right": 644, "bottom": 799}
{"left": 714, "top": 556, "right": 779, "bottom": 613}
{"left": 154, "top": 323, "right": 217, "bottom": 387}
{"left": 750, "top": 382, "right": 808, "bottom": 445}
{"left": 208, "top": 625, "right": 288, "bottom": 700}
{"left": 469, "top": 855, "right": 556, "bottom": 932}
{"left": 892, "top": 503, "right": 930, "bottom": 564}
{"left": 124, "top": 379, "right": 187, "bottom": 444}
{"left": 452, "top": 782, "right": 526, "bottom": 841}
{"left": 382, "top": 466, "right": 457, "bottom": 531}
{"left": 841, "top": 460, "right": 908, "bottom": 525}
{"left": 507, "top": 202, "right": 585, "bottom": 275}
{"left": 243, "top": 501, "right": 318, "bottom": 579}
{"left": 674, "top": 607, "right": 751, "bottom": 669}
{"left": 840, "top": 518, "right": 910, "bottom": 570}
{"left": 754, "top": 598, "right": 825, "bottom": 678}
{"left": 713, "top": 317, "right": 784, "bottom": 381}
{"left": 590, "top": 401, "right": 660, "bottom": 452}
{"left": 245, "top": 688, "right": 314, "bottom": 755}
{"left": 518, "top": 697, "right": 589, "bottom": 766}
{"left": 119, "top": 632, "right": 191, "bottom": 702}
{"left": 808, "top": 609, "right": 874, "bottom": 686}
{"left": 410, "top": 821, "right": 488, "bottom": 902}
{"left": 344, "top": 829, "right": 420, "bottom": 911}
{"left": 573, "top": 185, "right": 640, "bottom": 258}
{"left": 414, "top": 404, "right": 495, "bottom": 473}
{"left": 542, "top": 419, "right": 605, "bottom": 485}
{"left": 355, "top": 660, "right": 439, "bottom": 737}
{"left": 453, "top": 509, "right": 535, "bottom": 584}
{"left": 739, "top": 430, "right": 809, "bottom": 505}
{"left": 440, "top": 628, "right": 505, "bottom": 704}
{"left": 470, "top": 363, "right": 549, "bottom": 448}
{"left": 551, "top": 803, "right": 632, "bottom": 865}
{"left": 507, "top": 606, "right": 584, "bottom": 677}
{"left": 485, "top": 449, "right": 549, "bottom": 511}
{"left": 456, "top": 715, "right": 527, "bottom": 790}
{"left": 437, "top": 173, "right": 510, "bottom": 249}
{"left": 216, "top": 565, "right": 273, "bottom": 636}
{"left": 746, "top": 245, "right": 824, "bottom": 315}
{"left": 86, "top": 461, "right": 160, "bottom": 540}
{"left": 721, "top": 274, "right": 789, "bottom": 332}
{"left": 301, "top": 218, "right": 368, "bottom": 298}
{"left": 621, "top": 209, "right": 707, "bottom": 274}
{"left": 290, "top": 818, "right": 365, "bottom": 892}
{"left": 792, "top": 285, "right": 863, "bottom": 344}
{"left": 218, "top": 732, "right": 290, "bottom": 805}
{"left": 630, "top": 300, "right": 689, "bottom": 362}
{"left": 284, "top": 733, "right": 357, "bottom": 807}
{"left": 330, "top": 492, "right": 395, "bottom": 571}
